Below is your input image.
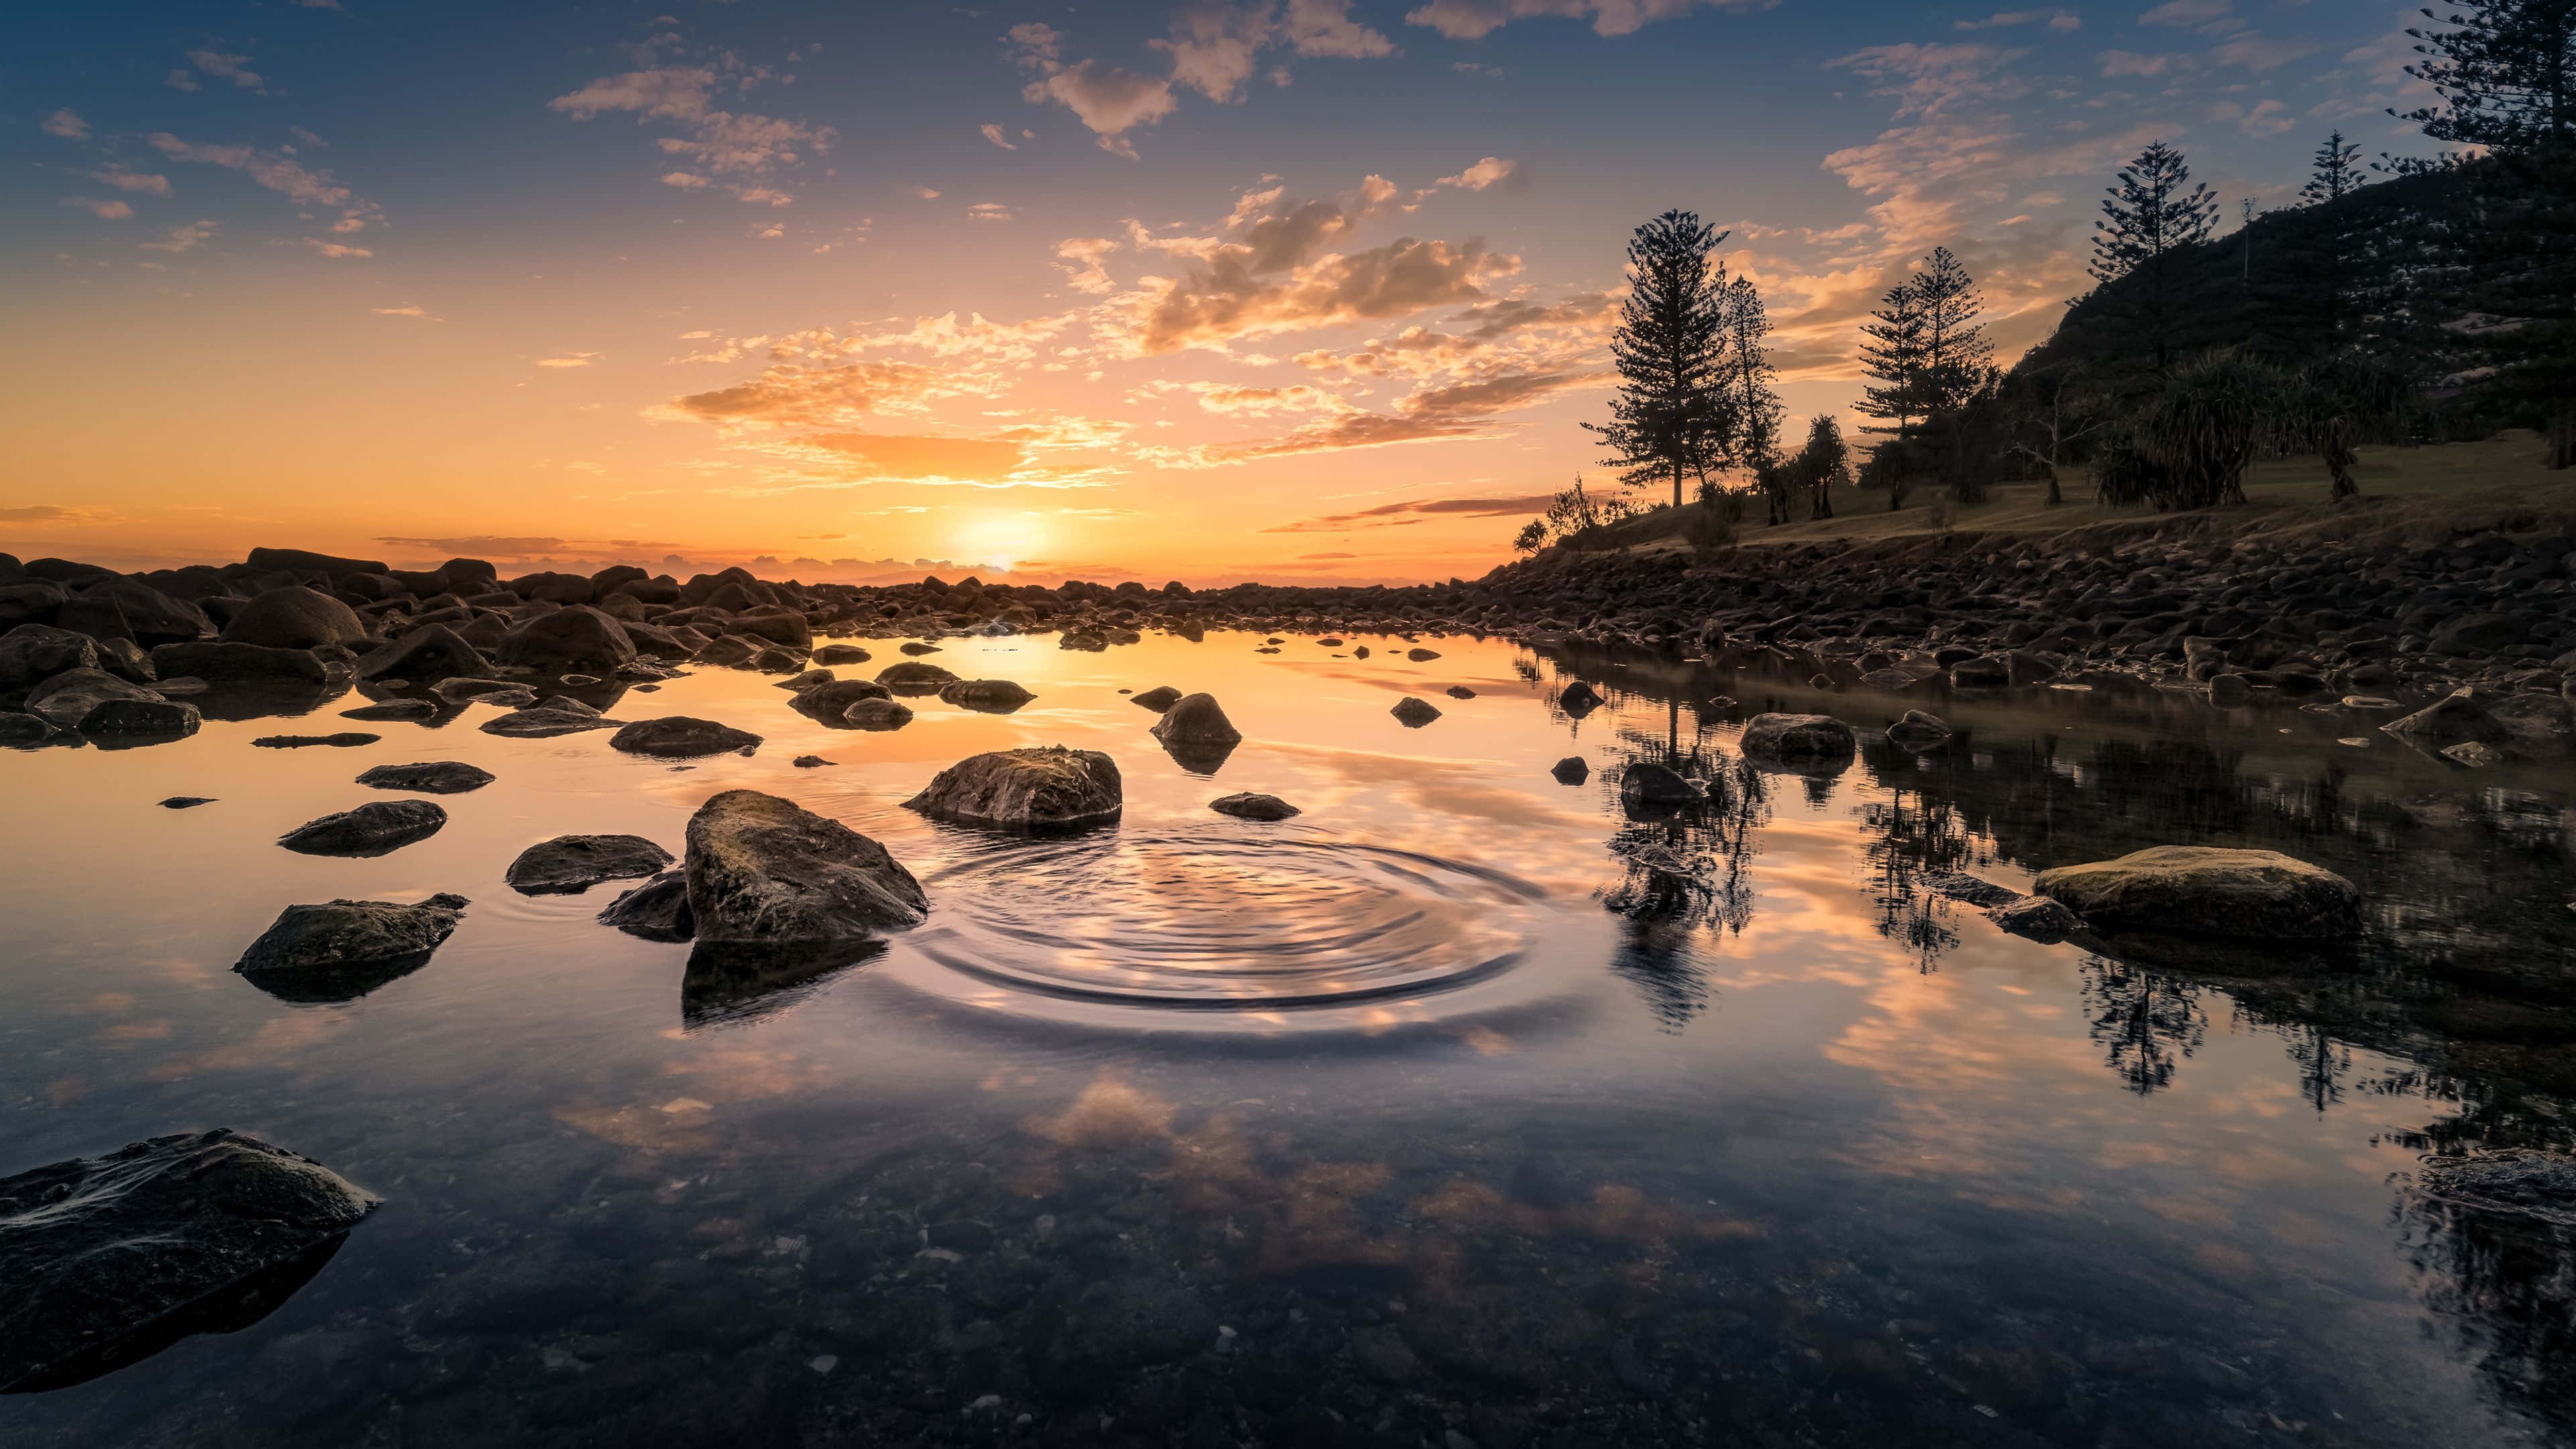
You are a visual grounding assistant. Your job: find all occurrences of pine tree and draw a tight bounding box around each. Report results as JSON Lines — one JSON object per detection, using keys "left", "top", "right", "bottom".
{"left": 1856, "top": 281, "right": 1928, "bottom": 437}
{"left": 2300, "top": 131, "right": 2363, "bottom": 205}
{"left": 2397, "top": 0, "right": 2576, "bottom": 154}
{"left": 2090, "top": 140, "right": 2218, "bottom": 372}
{"left": 1913, "top": 247, "right": 1992, "bottom": 416}
{"left": 1585, "top": 210, "right": 1734, "bottom": 509}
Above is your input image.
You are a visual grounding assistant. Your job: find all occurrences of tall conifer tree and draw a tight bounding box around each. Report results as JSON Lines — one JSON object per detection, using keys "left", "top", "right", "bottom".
{"left": 1586, "top": 210, "right": 1733, "bottom": 508}
{"left": 2090, "top": 141, "right": 2218, "bottom": 372}
{"left": 1856, "top": 282, "right": 1929, "bottom": 437}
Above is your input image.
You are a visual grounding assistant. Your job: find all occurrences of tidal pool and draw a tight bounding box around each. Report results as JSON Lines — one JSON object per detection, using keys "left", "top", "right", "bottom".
{"left": 3, "top": 629, "right": 2572, "bottom": 1447}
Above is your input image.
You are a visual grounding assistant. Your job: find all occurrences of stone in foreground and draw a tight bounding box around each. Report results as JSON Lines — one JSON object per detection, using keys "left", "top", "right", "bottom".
{"left": 598, "top": 869, "right": 694, "bottom": 941}
{"left": 610, "top": 716, "right": 762, "bottom": 757}
{"left": 277, "top": 799, "right": 447, "bottom": 857}
{"left": 356, "top": 761, "right": 494, "bottom": 795}
{"left": 79, "top": 698, "right": 201, "bottom": 739}
{"left": 2032, "top": 846, "right": 2361, "bottom": 939}
{"left": 1739, "top": 712, "right": 1858, "bottom": 767}
{"left": 0, "top": 1129, "right": 378, "bottom": 1395}
{"left": 505, "top": 834, "right": 676, "bottom": 895}
{"left": 1210, "top": 792, "right": 1300, "bottom": 821}
{"left": 904, "top": 746, "right": 1122, "bottom": 831}
{"left": 684, "top": 790, "right": 928, "bottom": 943}
{"left": 1989, "top": 894, "right": 2086, "bottom": 941}
{"left": 233, "top": 894, "right": 470, "bottom": 982}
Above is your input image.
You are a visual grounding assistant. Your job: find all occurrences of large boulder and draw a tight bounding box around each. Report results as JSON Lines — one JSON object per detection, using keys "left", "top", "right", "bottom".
{"left": 0, "top": 1130, "right": 378, "bottom": 1395}
{"left": 26, "top": 669, "right": 164, "bottom": 729}
{"left": 221, "top": 586, "right": 370, "bottom": 651}
{"left": 0, "top": 624, "right": 99, "bottom": 693}
{"left": 356, "top": 761, "right": 494, "bottom": 794}
{"left": 790, "top": 678, "right": 894, "bottom": 724}
{"left": 2383, "top": 688, "right": 2514, "bottom": 750}
{"left": 149, "top": 641, "right": 331, "bottom": 687}
{"left": 812, "top": 643, "right": 872, "bottom": 666}
{"left": 2032, "top": 847, "right": 2361, "bottom": 939}
{"left": 80, "top": 580, "right": 213, "bottom": 646}
{"left": 682, "top": 790, "right": 928, "bottom": 943}
{"left": 278, "top": 800, "right": 448, "bottom": 857}
{"left": 355, "top": 625, "right": 488, "bottom": 685}
{"left": 232, "top": 894, "right": 469, "bottom": 998}
{"left": 504, "top": 835, "right": 674, "bottom": 895}
{"left": 1739, "top": 712, "right": 1858, "bottom": 767}
{"left": 79, "top": 697, "right": 201, "bottom": 739}
{"left": 494, "top": 606, "right": 635, "bottom": 676}
{"left": 244, "top": 547, "right": 389, "bottom": 577}
{"left": 609, "top": 716, "right": 761, "bottom": 757}
{"left": 1150, "top": 692, "right": 1242, "bottom": 747}
{"left": 904, "top": 747, "right": 1122, "bottom": 831}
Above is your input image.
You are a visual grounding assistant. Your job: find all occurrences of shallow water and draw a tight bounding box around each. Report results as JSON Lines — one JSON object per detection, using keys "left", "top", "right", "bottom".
{"left": 4, "top": 629, "right": 2574, "bottom": 1447}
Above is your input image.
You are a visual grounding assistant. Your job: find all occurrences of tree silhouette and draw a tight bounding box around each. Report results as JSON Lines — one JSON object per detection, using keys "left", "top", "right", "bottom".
{"left": 2300, "top": 130, "right": 2365, "bottom": 205}
{"left": 1857, "top": 279, "right": 1929, "bottom": 438}
{"left": 2084, "top": 959, "right": 2206, "bottom": 1095}
{"left": 2398, "top": 0, "right": 2576, "bottom": 154}
{"left": 2090, "top": 141, "right": 2219, "bottom": 373}
{"left": 1587, "top": 210, "right": 1737, "bottom": 509}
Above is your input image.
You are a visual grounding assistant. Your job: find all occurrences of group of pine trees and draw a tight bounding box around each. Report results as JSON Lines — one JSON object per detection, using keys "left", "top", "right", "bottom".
{"left": 1515, "top": 0, "right": 2573, "bottom": 552}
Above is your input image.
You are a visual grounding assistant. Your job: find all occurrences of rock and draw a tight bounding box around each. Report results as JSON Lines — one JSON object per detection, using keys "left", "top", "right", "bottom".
{"left": 841, "top": 697, "right": 914, "bottom": 730}
{"left": 1391, "top": 696, "right": 1443, "bottom": 727}
{"left": 777, "top": 667, "right": 834, "bottom": 692}
{"left": 938, "top": 679, "right": 1035, "bottom": 712}
{"left": 791, "top": 678, "right": 895, "bottom": 724}
{"left": 1885, "top": 710, "right": 1951, "bottom": 749}
{"left": 0, "top": 712, "right": 54, "bottom": 745}
{"left": 354, "top": 624, "right": 488, "bottom": 684}
{"left": 78, "top": 698, "right": 200, "bottom": 739}
{"left": 1210, "top": 792, "right": 1299, "bottom": 820}
{"left": 278, "top": 800, "right": 447, "bottom": 857}
{"left": 2489, "top": 692, "right": 2576, "bottom": 756}
{"left": 812, "top": 644, "right": 872, "bottom": 665}
{"left": 2383, "top": 688, "right": 2513, "bottom": 749}
{"left": 1407, "top": 647, "right": 1442, "bottom": 661}
{"left": 792, "top": 755, "right": 832, "bottom": 768}
{"left": 221, "top": 586, "right": 370, "bottom": 651}
{"left": 1739, "top": 712, "right": 1858, "bottom": 767}
{"left": 899, "top": 641, "right": 942, "bottom": 655}
{"left": 27, "top": 669, "right": 166, "bottom": 729}
{"left": 1619, "top": 762, "right": 1699, "bottom": 807}
{"left": 609, "top": 716, "right": 761, "bottom": 757}
{"left": 0, "top": 1129, "right": 378, "bottom": 1395}
{"left": 233, "top": 894, "right": 470, "bottom": 991}
{"left": 2441, "top": 740, "right": 2506, "bottom": 767}
{"left": 495, "top": 606, "right": 636, "bottom": 676}
{"left": 478, "top": 703, "right": 622, "bottom": 739}
{"left": 904, "top": 747, "right": 1122, "bottom": 830}
{"left": 1059, "top": 630, "right": 1107, "bottom": 651}
{"left": 598, "top": 869, "right": 694, "bottom": 941}
{"left": 505, "top": 835, "right": 676, "bottom": 895}
{"left": 1857, "top": 667, "right": 1917, "bottom": 692}
{"left": 0, "top": 624, "right": 100, "bottom": 692}
{"left": 244, "top": 546, "right": 389, "bottom": 577}
{"left": 435, "top": 676, "right": 535, "bottom": 704}
{"left": 356, "top": 761, "right": 493, "bottom": 794}
{"left": 1350, "top": 1325, "right": 1423, "bottom": 1387}
{"left": 1922, "top": 871, "right": 2022, "bottom": 908}
{"left": 2208, "top": 673, "right": 2253, "bottom": 707}
{"left": 1445, "top": 685, "right": 1477, "bottom": 699}
{"left": 76, "top": 581, "right": 215, "bottom": 647}
{"left": 252, "top": 732, "right": 380, "bottom": 749}
{"left": 1152, "top": 692, "right": 1242, "bottom": 746}
{"left": 147, "top": 641, "right": 333, "bottom": 688}
{"left": 2033, "top": 846, "right": 2361, "bottom": 938}
{"left": 683, "top": 790, "right": 928, "bottom": 942}
{"left": 1949, "top": 655, "right": 2010, "bottom": 688}
{"left": 875, "top": 660, "right": 961, "bottom": 694}
{"left": 341, "top": 698, "right": 439, "bottom": 722}
{"left": 1990, "top": 894, "right": 2087, "bottom": 941}
{"left": 1550, "top": 756, "right": 1589, "bottom": 785}
{"left": 1130, "top": 686, "right": 1183, "bottom": 712}
{"left": 2432, "top": 612, "right": 2524, "bottom": 655}
{"left": 160, "top": 797, "right": 217, "bottom": 808}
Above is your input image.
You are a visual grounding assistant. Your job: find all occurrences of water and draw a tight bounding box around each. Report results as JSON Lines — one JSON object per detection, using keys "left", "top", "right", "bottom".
{"left": 3, "top": 629, "right": 2573, "bottom": 1446}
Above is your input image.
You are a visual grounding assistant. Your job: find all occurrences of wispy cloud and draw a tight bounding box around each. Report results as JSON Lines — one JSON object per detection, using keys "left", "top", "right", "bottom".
{"left": 40, "top": 109, "right": 89, "bottom": 140}
{"left": 184, "top": 49, "right": 267, "bottom": 92}
{"left": 62, "top": 197, "right": 135, "bottom": 220}
{"left": 1401, "top": 0, "right": 1770, "bottom": 42}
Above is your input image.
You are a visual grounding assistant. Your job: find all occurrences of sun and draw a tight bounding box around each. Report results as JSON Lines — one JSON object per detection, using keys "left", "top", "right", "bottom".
{"left": 951, "top": 512, "right": 1050, "bottom": 576}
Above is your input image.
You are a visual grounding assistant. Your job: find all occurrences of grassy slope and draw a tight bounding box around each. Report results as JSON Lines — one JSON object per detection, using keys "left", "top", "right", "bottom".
{"left": 1602, "top": 433, "right": 2576, "bottom": 559}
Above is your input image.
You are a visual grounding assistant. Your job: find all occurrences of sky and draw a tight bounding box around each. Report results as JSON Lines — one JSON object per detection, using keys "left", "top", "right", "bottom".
{"left": 4, "top": 0, "right": 2436, "bottom": 585}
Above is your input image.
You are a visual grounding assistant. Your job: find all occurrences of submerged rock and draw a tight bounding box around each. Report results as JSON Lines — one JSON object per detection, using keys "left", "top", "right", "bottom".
{"left": 79, "top": 698, "right": 200, "bottom": 739}
{"left": 1556, "top": 680, "right": 1604, "bottom": 717}
{"left": 1129, "top": 686, "right": 1183, "bottom": 712}
{"left": 905, "top": 747, "right": 1122, "bottom": 831}
{"left": 1550, "top": 756, "right": 1589, "bottom": 785}
{"left": 608, "top": 716, "right": 761, "bottom": 757}
{"left": 1990, "top": 894, "right": 2086, "bottom": 941}
{"left": 505, "top": 834, "right": 675, "bottom": 896}
{"left": 278, "top": 800, "right": 447, "bottom": 857}
{"left": 811, "top": 643, "right": 872, "bottom": 665}
{"left": 1619, "top": 762, "right": 1699, "bottom": 808}
{"left": 598, "top": 869, "right": 694, "bottom": 942}
{"left": 792, "top": 678, "right": 894, "bottom": 724}
{"left": 480, "top": 697, "right": 621, "bottom": 739}
{"left": 1739, "top": 712, "right": 1858, "bottom": 768}
{"left": 1885, "top": 710, "right": 1952, "bottom": 750}
{"left": 2033, "top": 846, "right": 2361, "bottom": 939}
{"left": 357, "top": 763, "right": 495, "bottom": 800}
{"left": 1391, "top": 696, "right": 1443, "bottom": 728}
{"left": 842, "top": 697, "right": 914, "bottom": 731}
{"left": 340, "top": 698, "right": 439, "bottom": 722}
{"left": 252, "top": 732, "right": 380, "bottom": 749}
{"left": 875, "top": 661, "right": 961, "bottom": 694}
{"left": 938, "top": 678, "right": 1036, "bottom": 712}
{"left": 684, "top": 790, "right": 928, "bottom": 943}
{"left": 2383, "top": 688, "right": 2512, "bottom": 750}
{"left": 26, "top": 668, "right": 163, "bottom": 729}
{"left": 1210, "top": 792, "right": 1299, "bottom": 821}
{"left": 0, "top": 1129, "right": 378, "bottom": 1395}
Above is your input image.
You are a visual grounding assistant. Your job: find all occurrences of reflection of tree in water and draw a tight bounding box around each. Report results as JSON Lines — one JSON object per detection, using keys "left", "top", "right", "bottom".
{"left": 2080, "top": 957, "right": 2206, "bottom": 1095}
{"left": 1591, "top": 697, "right": 1772, "bottom": 1029}
{"left": 2399, "top": 1169, "right": 2576, "bottom": 1436}
{"left": 1858, "top": 786, "right": 1981, "bottom": 973}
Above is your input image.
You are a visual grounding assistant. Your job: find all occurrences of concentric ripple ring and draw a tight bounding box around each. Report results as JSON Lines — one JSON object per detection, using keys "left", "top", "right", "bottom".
{"left": 907, "top": 830, "right": 1547, "bottom": 1011}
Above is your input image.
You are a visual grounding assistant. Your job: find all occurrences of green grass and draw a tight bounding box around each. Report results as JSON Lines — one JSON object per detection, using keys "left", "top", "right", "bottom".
{"left": 1614, "top": 432, "right": 2576, "bottom": 555}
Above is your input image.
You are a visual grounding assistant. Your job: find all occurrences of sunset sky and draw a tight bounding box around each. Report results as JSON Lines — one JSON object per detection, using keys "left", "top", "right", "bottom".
{"left": 7, "top": 0, "right": 2431, "bottom": 584}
